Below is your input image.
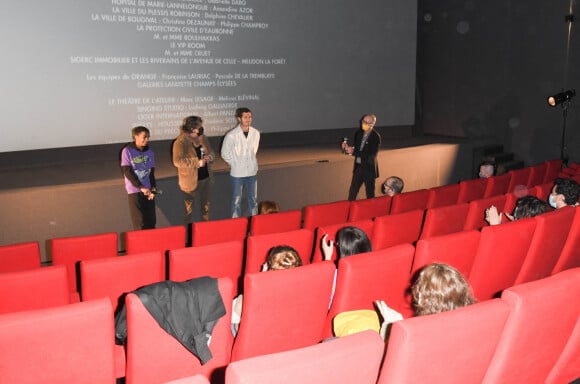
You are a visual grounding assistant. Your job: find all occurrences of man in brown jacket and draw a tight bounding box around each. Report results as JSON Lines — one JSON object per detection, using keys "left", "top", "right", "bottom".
{"left": 173, "top": 116, "right": 215, "bottom": 223}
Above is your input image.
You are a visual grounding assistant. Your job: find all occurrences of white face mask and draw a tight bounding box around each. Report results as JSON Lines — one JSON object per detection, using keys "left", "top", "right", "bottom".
{"left": 549, "top": 194, "right": 558, "bottom": 209}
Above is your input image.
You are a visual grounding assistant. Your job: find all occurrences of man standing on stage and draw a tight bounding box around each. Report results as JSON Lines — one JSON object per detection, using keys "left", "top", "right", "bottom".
{"left": 221, "top": 107, "right": 260, "bottom": 217}
{"left": 343, "top": 114, "right": 381, "bottom": 200}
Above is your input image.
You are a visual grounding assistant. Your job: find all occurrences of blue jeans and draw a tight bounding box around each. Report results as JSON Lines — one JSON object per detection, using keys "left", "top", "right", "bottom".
{"left": 231, "top": 175, "right": 257, "bottom": 218}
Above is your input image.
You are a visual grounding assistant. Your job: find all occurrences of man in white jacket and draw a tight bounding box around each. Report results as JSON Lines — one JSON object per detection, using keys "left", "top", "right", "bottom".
{"left": 221, "top": 107, "right": 260, "bottom": 217}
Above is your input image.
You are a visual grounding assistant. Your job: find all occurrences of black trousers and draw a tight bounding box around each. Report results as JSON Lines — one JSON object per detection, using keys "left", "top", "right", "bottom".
{"left": 348, "top": 164, "right": 376, "bottom": 201}
{"left": 127, "top": 192, "right": 156, "bottom": 230}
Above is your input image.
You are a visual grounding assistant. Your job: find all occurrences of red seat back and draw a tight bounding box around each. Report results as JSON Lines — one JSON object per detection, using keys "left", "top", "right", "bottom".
{"left": 413, "top": 230, "right": 480, "bottom": 280}
{"left": 464, "top": 194, "right": 506, "bottom": 231}
{"left": 484, "top": 173, "right": 511, "bottom": 198}
{"left": 302, "top": 200, "right": 351, "bottom": 230}
{"left": 544, "top": 159, "right": 563, "bottom": 184}
{"left": 527, "top": 162, "right": 547, "bottom": 187}
{"left": 514, "top": 206, "right": 576, "bottom": 284}
{"left": 324, "top": 244, "right": 415, "bottom": 338}
{"left": 390, "top": 189, "right": 429, "bottom": 214}
{"left": 483, "top": 268, "right": 580, "bottom": 383}
{"left": 426, "top": 184, "right": 460, "bottom": 209}
{"left": 507, "top": 168, "right": 532, "bottom": 195}
{"left": 249, "top": 209, "right": 302, "bottom": 236}
{"left": 0, "top": 241, "right": 41, "bottom": 273}
{"left": 533, "top": 182, "right": 553, "bottom": 201}
{"left": 191, "top": 217, "right": 248, "bottom": 247}
{"left": 0, "top": 265, "right": 72, "bottom": 314}
{"left": 80, "top": 251, "right": 165, "bottom": 306}
{"left": 311, "top": 220, "right": 374, "bottom": 263}
{"left": 419, "top": 203, "right": 469, "bottom": 239}
{"left": 552, "top": 208, "right": 580, "bottom": 274}
{"left": 546, "top": 297, "right": 580, "bottom": 384}
{"left": 0, "top": 298, "right": 116, "bottom": 383}
{"left": 51, "top": 232, "right": 118, "bottom": 293}
{"left": 378, "top": 299, "right": 510, "bottom": 384}
{"left": 468, "top": 218, "right": 536, "bottom": 301}
{"left": 371, "top": 209, "right": 424, "bottom": 250}
{"left": 231, "top": 262, "right": 335, "bottom": 361}
{"left": 125, "top": 226, "right": 186, "bottom": 255}
{"left": 457, "top": 178, "right": 488, "bottom": 203}
{"left": 245, "top": 229, "right": 314, "bottom": 274}
{"left": 125, "top": 277, "right": 235, "bottom": 384}
{"left": 169, "top": 241, "right": 244, "bottom": 293}
{"left": 227, "top": 331, "right": 385, "bottom": 384}
{"left": 347, "top": 195, "right": 391, "bottom": 221}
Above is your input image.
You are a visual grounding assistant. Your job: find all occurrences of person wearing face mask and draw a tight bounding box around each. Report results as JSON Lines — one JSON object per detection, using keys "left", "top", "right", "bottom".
{"left": 549, "top": 177, "right": 580, "bottom": 209}
{"left": 173, "top": 115, "right": 215, "bottom": 224}
{"left": 343, "top": 114, "right": 381, "bottom": 201}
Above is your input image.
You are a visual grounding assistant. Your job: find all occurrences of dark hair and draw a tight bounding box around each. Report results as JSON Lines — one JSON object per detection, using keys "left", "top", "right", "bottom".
{"left": 181, "top": 116, "right": 203, "bottom": 133}
{"left": 382, "top": 176, "right": 404, "bottom": 195}
{"left": 131, "top": 126, "right": 150, "bottom": 138}
{"left": 335, "top": 226, "right": 372, "bottom": 258}
{"left": 513, "top": 195, "right": 549, "bottom": 220}
{"left": 235, "top": 107, "right": 252, "bottom": 118}
{"left": 258, "top": 200, "right": 280, "bottom": 214}
{"left": 554, "top": 178, "right": 580, "bottom": 206}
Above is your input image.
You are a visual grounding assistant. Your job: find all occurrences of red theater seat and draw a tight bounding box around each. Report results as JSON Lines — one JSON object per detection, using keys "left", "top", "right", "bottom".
{"left": 230, "top": 262, "right": 335, "bottom": 362}
{"left": 483, "top": 268, "right": 580, "bottom": 383}
{"left": 426, "top": 183, "right": 460, "bottom": 209}
{"left": 506, "top": 168, "right": 531, "bottom": 195}
{"left": 227, "top": 331, "right": 385, "bottom": 384}
{"left": 413, "top": 230, "right": 480, "bottom": 280}
{"left": 484, "top": 173, "right": 511, "bottom": 198}
{"left": 546, "top": 306, "right": 580, "bottom": 384}
{"left": 527, "top": 162, "right": 547, "bottom": 187}
{"left": 552, "top": 208, "right": 580, "bottom": 274}
{"left": 162, "top": 375, "right": 210, "bottom": 384}
{"left": 457, "top": 178, "right": 488, "bottom": 203}
{"left": 80, "top": 251, "right": 165, "bottom": 306}
{"left": 311, "top": 220, "right": 374, "bottom": 263}
{"left": 50, "top": 232, "right": 119, "bottom": 294}
{"left": 544, "top": 159, "right": 563, "bottom": 184}
{"left": 514, "top": 206, "right": 576, "bottom": 285}
{"left": 169, "top": 241, "right": 244, "bottom": 293}
{"left": 378, "top": 299, "right": 510, "bottom": 384}
{"left": 245, "top": 229, "right": 314, "bottom": 273}
{"left": 464, "top": 194, "right": 506, "bottom": 231}
{"left": 0, "top": 241, "right": 41, "bottom": 273}
{"left": 347, "top": 195, "right": 391, "bottom": 221}
{"left": 191, "top": 217, "right": 248, "bottom": 247}
{"left": 0, "top": 265, "right": 72, "bottom": 315}
{"left": 533, "top": 182, "right": 553, "bottom": 201}
{"left": 419, "top": 203, "right": 469, "bottom": 239}
{"left": 125, "top": 225, "right": 186, "bottom": 255}
{"left": 323, "top": 243, "right": 415, "bottom": 338}
{"left": 390, "top": 189, "right": 429, "bottom": 214}
{"left": 249, "top": 209, "right": 302, "bottom": 236}
{"left": 0, "top": 298, "right": 116, "bottom": 383}
{"left": 124, "top": 277, "right": 235, "bottom": 384}
{"left": 302, "top": 200, "right": 351, "bottom": 230}
{"left": 371, "top": 209, "right": 424, "bottom": 250}
{"left": 468, "top": 218, "right": 536, "bottom": 301}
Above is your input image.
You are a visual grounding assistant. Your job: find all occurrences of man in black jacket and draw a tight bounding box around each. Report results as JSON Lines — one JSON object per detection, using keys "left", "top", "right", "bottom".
{"left": 343, "top": 114, "right": 381, "bottom": 201}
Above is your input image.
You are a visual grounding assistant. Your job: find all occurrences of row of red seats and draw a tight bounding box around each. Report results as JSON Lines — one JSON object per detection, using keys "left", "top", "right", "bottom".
{"left": 0, "top": 264, "right": 577, "bottom": 383}
{"left": 0, "top": 179, "right": 570, "bottom": 300}
{"left": 1, "top": 202, "right": 578, "bottom": 380}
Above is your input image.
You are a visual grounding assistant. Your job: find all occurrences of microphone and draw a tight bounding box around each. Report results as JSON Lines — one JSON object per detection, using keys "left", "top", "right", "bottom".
{"left": 151, "top": 189, "right": 163, "bottom": 195}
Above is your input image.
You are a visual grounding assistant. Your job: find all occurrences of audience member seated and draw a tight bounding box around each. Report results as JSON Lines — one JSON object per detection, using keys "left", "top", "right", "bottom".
{"left": 549, "top": 177, "right": 579, "bottom": 209}
{"left": 257, "top": 200, "right": 280, "bottom": 214}
{"left": 381, "top": 176, "right": 404, "bottom": 197}
{"left": 231, "top": 245, "right": 302, "bottom": 336}
{"left": 478, "top": 160, "right": 496, "bottom": 178}
{"left": 485, "top": 195, "right": 550, "bottom": 225}
{"left": 335, "top": 263, "right": 475, "bottom": 340}
{"left": 321, "top": 226, "right": 372, "bottom": 261}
